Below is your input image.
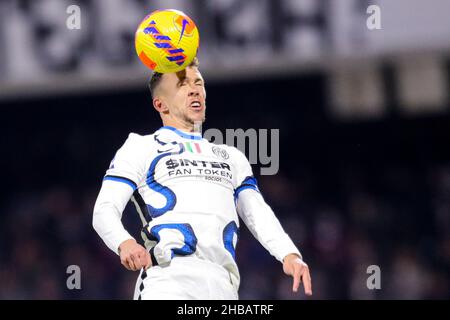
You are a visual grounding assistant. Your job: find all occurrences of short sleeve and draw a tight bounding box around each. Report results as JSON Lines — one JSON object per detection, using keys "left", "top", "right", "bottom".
{"left": 104, "top": 133, "right": 148, "bottom": 190}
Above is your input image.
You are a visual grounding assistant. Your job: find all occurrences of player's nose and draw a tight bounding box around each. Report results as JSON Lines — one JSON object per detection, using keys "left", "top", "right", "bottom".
{"left": 188, "top": 86, "right": 200, "bottom": 97}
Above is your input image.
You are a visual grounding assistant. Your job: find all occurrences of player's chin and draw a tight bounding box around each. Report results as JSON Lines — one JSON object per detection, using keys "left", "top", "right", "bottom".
{"left": 188, "top": 111, "right": 206, "bottom": 123}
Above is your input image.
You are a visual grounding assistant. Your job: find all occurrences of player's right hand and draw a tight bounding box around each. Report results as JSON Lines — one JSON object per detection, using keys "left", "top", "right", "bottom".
{"left": 118, "top": 239, "right": 152, "bottom": 271}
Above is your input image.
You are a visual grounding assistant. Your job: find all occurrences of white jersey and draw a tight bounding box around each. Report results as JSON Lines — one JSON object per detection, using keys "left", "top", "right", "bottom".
{"left": 93, "top": 126, "right": 301, "bottom": 293}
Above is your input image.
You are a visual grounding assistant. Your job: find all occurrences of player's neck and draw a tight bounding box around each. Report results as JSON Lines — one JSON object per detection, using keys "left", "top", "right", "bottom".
{"left": 162, "top": 119, "right": 194, "bottom": 133}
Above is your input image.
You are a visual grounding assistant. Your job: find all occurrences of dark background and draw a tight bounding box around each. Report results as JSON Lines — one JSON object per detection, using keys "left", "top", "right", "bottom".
{"left": 1, "top": 69, "right": 449, "bottom": 299}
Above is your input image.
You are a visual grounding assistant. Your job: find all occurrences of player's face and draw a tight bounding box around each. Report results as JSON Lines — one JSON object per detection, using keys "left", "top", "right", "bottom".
{"left": 158, "top": 67, "right": 206, "bottom": 128}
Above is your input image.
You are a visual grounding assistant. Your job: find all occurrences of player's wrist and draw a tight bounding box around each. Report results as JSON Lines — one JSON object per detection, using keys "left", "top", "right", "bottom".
{"left": 118, "top": 238, "right": 137, "bottom": 254}
{"left": 283, "top": 253, "right": 303, "bottom": 263}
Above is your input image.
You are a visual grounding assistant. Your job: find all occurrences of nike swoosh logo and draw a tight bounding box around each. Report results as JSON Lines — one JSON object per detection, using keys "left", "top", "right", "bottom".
{"left": 157, "top": 142, "right": 180, "bottom": 153}
{"left": 177, "top": 19, "right": 189, "bottom": 45}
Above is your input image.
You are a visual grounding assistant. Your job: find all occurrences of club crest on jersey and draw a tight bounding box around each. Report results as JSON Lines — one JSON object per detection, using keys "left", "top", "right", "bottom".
{"left": 212, "top": 146, "right": 229, "bottom": 160}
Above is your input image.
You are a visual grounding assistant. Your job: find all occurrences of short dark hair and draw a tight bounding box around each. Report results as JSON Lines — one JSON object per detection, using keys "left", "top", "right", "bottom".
{"left": 148, "top": 57, "right": 200, "bottom": 98}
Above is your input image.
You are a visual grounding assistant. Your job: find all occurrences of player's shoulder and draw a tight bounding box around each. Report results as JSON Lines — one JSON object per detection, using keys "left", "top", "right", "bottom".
{"left": 124, "top": 132, "right": 153, "bottom": 143}
{"left": 120, "top": 132, "right": 157, "bottom": 151}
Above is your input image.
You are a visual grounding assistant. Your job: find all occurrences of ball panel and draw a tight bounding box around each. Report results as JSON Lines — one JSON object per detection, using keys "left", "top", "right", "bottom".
{"left": 138, "top": 51, "right": 157, "bottom": 70}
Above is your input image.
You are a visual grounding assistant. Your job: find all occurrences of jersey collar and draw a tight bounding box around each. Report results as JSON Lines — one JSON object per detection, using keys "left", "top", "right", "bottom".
{"left": 159, "top": 126, "right": 203, "bottom": 141}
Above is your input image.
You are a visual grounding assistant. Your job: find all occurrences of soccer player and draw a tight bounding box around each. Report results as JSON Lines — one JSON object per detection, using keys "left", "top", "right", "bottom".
{"left": 92, "top": 58, "right": 312, "bottom": 300}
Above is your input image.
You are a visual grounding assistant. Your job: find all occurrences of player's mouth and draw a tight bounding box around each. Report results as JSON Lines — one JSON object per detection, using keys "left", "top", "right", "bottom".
{"left": 189, "top": 100, "right": 203, "bottom": 111}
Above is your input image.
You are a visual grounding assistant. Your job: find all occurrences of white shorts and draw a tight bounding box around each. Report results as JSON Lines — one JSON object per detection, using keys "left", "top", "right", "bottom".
{"left": 133, "top": 256, "right": 239, "bottom": 300}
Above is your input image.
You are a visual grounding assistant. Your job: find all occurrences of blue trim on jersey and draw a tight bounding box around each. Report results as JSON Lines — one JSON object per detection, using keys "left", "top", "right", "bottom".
{"left": 223, "top": 221, "right": 239, "bottom": 260}
{"left": 149, "top": 223, "right": 198, "bottom": 258}
{"left": 234, "top": 185, "right": 258, "bottom": 200}
{"left": 234, "top": 176, "right": 259, "bottom": 201}
{"left": 103, "top": 175, "right": 137, "bottom": 191}
{"left": 145, "top": 143, "right": 185, "bottom": 218}
{"left": 159, "top": 126, "right": 203, "bottom": 140}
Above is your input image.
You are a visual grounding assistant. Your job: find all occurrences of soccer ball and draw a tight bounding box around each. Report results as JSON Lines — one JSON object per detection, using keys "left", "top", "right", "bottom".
{"left": 135, "top": 9, "right": 200, "bottom": 73}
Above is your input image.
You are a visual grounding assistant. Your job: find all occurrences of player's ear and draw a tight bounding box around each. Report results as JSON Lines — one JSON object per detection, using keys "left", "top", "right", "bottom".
{"left": 153, "top": 98, "right": 169, "bottom": 113}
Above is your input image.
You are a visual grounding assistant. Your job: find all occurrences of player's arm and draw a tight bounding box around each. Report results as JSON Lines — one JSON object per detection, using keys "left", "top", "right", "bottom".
{"left": 93, "top": 180, "right": 151, "bottom": 271}
{"left": 92, "top": 133, "right": 151, "bottom": 271}
{"left": 236, "top": 187, "right": 312, "bottom": 295}
{"left": 232, "top": 149, "right": 312, "bottom": 295}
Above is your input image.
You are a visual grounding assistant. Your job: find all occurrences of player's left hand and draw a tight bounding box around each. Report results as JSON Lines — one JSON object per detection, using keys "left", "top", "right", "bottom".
{"left": 282, "top": 253, "right": 312, "bottom": 296}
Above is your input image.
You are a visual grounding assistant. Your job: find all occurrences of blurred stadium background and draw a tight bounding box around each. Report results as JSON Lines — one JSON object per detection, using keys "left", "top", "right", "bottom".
{"left": 0, "top": 0, "right": 449, "bottom": 299}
